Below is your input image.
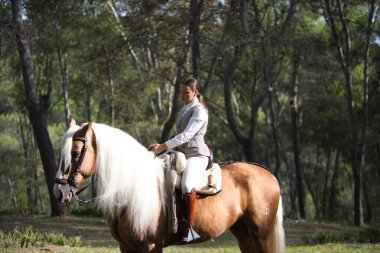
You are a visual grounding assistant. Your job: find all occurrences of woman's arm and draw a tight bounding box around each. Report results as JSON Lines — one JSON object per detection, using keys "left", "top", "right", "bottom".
{"left": 150, "top": 106, "right": 208, "bottom": 155}
{"left": 165, "top": 107, "right": 208, "bottom": 150}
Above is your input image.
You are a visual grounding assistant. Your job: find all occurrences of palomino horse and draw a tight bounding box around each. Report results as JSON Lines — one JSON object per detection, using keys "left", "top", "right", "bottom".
{"left": 53, "top": 121, "right": 285, "bottom": 253}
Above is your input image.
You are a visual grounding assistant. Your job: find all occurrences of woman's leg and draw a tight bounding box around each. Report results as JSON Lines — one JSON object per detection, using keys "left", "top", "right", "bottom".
{"left": 181, "top": 156, "right": 208, "bottom": 194}
{"left": 180, "top": 156, "right": 208, "bottom": 242}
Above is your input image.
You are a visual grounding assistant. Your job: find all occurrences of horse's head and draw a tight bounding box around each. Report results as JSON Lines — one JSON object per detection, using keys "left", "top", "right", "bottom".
{"left": 53, "top": 120, "right": 97, "bottom": 203}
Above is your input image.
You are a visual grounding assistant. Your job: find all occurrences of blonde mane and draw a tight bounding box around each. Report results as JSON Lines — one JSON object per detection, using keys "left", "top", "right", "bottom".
{"left": 56, "top": 124, "right": 81, "bottom": 178}
{"left": 91, "top": 123, "right": 165, "bottom": 236}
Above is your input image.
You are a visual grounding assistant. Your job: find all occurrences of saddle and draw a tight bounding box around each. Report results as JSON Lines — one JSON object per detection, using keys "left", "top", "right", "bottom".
{"left": 160, "top": 151, "right": 222, "bottom": 235}
{"left": 161, "top": 151, "right": 222, "bottom": 195}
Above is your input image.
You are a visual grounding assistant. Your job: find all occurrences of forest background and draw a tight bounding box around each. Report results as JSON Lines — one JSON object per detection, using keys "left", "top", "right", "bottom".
{"left": 0, "top": 0, "right": 379, "bottom": 229}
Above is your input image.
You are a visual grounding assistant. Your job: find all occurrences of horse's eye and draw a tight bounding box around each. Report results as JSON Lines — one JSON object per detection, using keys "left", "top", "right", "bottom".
{"left": 71, "top": 151, "right": 81, "bottom": 159}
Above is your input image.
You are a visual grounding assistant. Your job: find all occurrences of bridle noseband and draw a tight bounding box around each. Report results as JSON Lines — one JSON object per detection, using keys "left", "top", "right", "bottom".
{"left": 55, "top": 136, "right": 95, "bottom": 203}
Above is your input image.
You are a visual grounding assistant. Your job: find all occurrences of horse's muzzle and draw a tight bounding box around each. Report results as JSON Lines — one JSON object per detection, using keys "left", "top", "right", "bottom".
{"left": 53, "top": 182, "right": 73, "bottom": 203}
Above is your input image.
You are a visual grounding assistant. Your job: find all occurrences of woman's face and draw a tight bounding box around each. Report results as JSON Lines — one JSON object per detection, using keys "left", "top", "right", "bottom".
{"left": 180, "top": 84, "right": 197, "bottom": 104}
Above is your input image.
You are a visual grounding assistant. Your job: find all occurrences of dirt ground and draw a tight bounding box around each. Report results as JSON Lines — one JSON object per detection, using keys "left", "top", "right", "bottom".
{"left": 0, "top": 214, "right": 356, "bottom": 247}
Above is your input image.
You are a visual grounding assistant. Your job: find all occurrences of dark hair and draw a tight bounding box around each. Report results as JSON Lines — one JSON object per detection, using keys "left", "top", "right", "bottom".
{"left": 182, "top": 78, "right": 206, "bottom": 107}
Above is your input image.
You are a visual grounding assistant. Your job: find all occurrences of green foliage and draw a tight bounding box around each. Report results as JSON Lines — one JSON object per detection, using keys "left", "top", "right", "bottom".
{"left": 0, "top": 226, "right": 82, "bottom": 248}
{"left": 302, "top": 226, "right": 380, "bottom": 245}
{"left": 1, "top": 0, "right": 380, "bottom": 225}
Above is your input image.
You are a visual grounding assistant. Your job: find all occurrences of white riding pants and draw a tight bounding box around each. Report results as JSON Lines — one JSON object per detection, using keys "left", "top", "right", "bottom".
{"left": 181, "top": 155, "right": 208, "bottom": 194}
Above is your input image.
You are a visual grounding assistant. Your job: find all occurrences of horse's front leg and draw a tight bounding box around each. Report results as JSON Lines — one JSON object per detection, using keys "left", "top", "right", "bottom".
{"left": 142, "top": 243, "right": 163, "bottom": 253}
{"left": 118, "top": 242, "right": 163, "bottom": 253}
{"left": 118, "top": 244, "right": 138, "bottom": 253}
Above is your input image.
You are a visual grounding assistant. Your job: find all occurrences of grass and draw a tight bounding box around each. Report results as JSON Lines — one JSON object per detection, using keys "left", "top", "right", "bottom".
{"left": 0, "top": 215, "right": 114, "bottom": 247}
{"left": 287, "top": 244, "right": 380, "bottom": 253}
{"left": 1, "top": 215, "right": 380, "bottom": 252}
{"left": 2, "top": 244, "right": 380, "bottom": 253}
{"left": 0, "top": 246, "right": 119, "bottom": 253}
{"left": 0, "top": 226, "right": 82, "bottom": 248}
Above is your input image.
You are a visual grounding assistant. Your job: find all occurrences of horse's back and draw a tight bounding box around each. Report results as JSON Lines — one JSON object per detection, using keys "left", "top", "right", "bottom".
{"left": 222, "top": 162, "right": 281, "bottom": 210}
{"left": 221, "top": 162, "right": 280, "bottom": 196}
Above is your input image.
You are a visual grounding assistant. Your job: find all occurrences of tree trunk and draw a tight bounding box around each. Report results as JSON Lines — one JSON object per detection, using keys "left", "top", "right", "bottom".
{"left": 107, "top": 0, "right": 144, "bottom": 79}
{"left": 377, "top": 143, "right": 380, "bottom": 181}
{"left": 7, "top": 176, "right": 18, "bottom": 209}
{"left": 160, "top": 67, "right": 184, "bottom": 143}
{"left": 55, "top": 5, "right": 71, "bottom": 128}
{"left": 160, "top": 1, "right": 199, "bottom": 142}
{"left": 201, "top": 4, "right": 231, "bottom": 95}
{"left": 322, "top": 150, "right": 332, "bottom": 220}
{"left": 85, "top": 74, "right": 92, "bottom": 122}
{"left": 11, "top": 0, "right": 67, "bottom": 216}
{"left": 323, "top": 0, "right": 377, "bottom": 225}
{"left": 264, "top": 0, "right": 297, "bottom": 179}
{"left": 18, "top": 112, "right": 36, "bottom": 207}
{"left": 243, "top": 142, "right": 255, "bottom": 162}
{"left": 283, "top": 149, "right": 298, "bottom": 215}
{"left": 267, "top": 80, "right": 281, "bottom": 180}
{"left": 103, "top": 45, "right": 115, "bottom": 126}
{"left": 31, "top": 137, "right": 41, "bottom": 210}
{"left": 190, "top": 0, "right": 203, "bottom": 81}
{"left": 363, "top": 181, "right": 372, "bottom": 223}
{"left": 360, "top": 0, "right": 377, "bottom": 224}
{"left": 303, "top": 171, "right": 318, "bottom": 219}
{"left": 248, "top": 61, "right": 267, "bottom": 162}
{"left": 223, "top": 0, "right": 252, "bottom": 160}
{"left": 290, "top": 52, "right": 306, "bottom": 219}
{"left": 328, "top": 150, "right": 340, "bottom": 221}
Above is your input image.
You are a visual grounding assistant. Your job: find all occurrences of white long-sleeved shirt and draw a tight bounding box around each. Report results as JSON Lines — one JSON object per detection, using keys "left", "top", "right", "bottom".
{"left": 165, "top": 98, "right": 208, "bottom": 150}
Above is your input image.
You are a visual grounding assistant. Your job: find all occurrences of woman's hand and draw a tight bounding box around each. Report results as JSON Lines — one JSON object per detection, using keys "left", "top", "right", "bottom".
{"left": 149, "top": 143, "right": 168, "bottom": 155}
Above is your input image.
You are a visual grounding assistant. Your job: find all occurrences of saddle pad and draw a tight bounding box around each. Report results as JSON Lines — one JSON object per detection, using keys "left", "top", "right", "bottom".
{"left": 175, "top": 163, "right": 222, "bottom": 195}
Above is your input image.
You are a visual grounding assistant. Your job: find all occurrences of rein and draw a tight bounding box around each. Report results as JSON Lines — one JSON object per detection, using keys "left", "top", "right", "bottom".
{"left": 71, "top": 176, "right": 97, "bottom": 203}
{"left": 55, "top": 177, "right": 96, "bottom": 203}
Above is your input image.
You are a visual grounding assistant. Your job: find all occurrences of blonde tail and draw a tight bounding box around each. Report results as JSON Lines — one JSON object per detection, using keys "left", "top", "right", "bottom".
{"left": 268, "top": 195, "right": 286, "bottom": 253}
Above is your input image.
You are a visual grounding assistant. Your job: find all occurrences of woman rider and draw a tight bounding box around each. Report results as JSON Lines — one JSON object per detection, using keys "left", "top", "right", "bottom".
{"left": 150, "top": 78, "right": 210, "bottom": 242}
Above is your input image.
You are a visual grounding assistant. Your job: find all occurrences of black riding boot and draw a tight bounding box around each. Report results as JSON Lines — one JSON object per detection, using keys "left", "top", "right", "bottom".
{"left": 182, "top": 188, "right": 200, "bottom": 243}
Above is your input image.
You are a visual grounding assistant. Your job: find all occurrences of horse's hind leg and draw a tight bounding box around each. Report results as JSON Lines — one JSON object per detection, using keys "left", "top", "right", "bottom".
{"left": 230, "top": 220, "right": 268, "bottom": 253}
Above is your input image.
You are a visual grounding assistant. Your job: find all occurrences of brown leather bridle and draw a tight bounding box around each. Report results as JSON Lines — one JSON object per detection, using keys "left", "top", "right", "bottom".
{"left": 55, "top": 136, "right": 95, "bottom": 203}
{"left": 69, "top": 136, "right": 88, "bottom": 186}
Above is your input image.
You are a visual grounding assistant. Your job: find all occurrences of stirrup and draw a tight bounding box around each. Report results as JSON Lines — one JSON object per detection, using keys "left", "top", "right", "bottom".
{"left": 182, "top": 226, "right": 200, "bottom": 243}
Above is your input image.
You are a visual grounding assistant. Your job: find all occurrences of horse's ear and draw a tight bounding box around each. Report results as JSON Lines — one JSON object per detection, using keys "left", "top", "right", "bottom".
{"left": 86, "top": 121, "right": 93, "bottom": 135}
{"left": 69, "top": 118, "right": 76, "bottom": 127}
